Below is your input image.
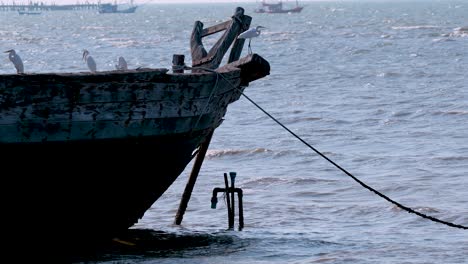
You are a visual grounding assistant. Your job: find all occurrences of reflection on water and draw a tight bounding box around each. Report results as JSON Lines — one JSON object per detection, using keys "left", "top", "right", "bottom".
{"left": 71, "top": 229, "right": 246, "bottom": 263}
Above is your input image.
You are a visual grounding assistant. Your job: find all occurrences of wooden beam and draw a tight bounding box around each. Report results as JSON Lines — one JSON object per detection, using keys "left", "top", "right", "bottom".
{"left": 217, "top": 54, "right": 270, "bottom": 85}
{"left": 204, "top": 7, "right": 245, "bottom": 68}
{"left": 174, "top": 130, "right": 214, "bottom": 225}
{"left": 201, "top": 20, "right": 232, "bottom": 37}
{"left": 190, "top": 21, "right": 208, "bottom": 64}
{"left": 191, "top": 7, "right": 249, "bottom": 70}
{"left": 228, "top": 15, "right": 252, "bottom": 63}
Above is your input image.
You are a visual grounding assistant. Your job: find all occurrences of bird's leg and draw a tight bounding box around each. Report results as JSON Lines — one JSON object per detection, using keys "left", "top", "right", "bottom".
{"left": 248, "top": 39, "right": 252, "bottom": 55}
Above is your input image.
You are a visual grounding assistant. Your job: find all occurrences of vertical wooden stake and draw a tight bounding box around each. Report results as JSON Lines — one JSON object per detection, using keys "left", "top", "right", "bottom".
{"left": 224, "top": 173, "right": 233, "bottom": 229}
{"left": 238, "top": 189, "right": 244, "bottom": 230}
{"left": 174, "top": 130, "right": 214, "bottom": 225}
{"left": 172, "top": 54, "right": 185, "bottom": 73}
{"left": 229, "top": 172, "right": 236, "bottom": 229}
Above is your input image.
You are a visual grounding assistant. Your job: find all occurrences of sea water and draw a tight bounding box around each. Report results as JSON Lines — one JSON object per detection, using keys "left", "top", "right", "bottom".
{"left": 1, "top": 1, "right": 467, "bottom": 263}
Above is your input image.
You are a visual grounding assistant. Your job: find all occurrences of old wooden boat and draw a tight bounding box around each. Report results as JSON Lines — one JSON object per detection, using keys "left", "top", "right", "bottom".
{"left": 255, "top": 0, "right": 304, "bottom": 14}
{"left": 1, "top": 7, "right": 269, "bottom": 253}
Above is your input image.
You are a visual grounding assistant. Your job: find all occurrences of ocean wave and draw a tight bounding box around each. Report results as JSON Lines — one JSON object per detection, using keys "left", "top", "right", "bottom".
{"left": 99, "top": 37, "right": 141, "bottom": 48}
{"left": 351, "top": 49, "right": 372, "bottom": 55}
{"left": 290, "top": 177, "right": 337, "bottom": 185}
{"left": 242, "top": 177, "right": 288, "bottom": 187}
{"left": 377, "top": 72, "right": 402, "bottom": 78}
{"left": 391, "top": 25, "right": 440, "bottom": 30}
{"left": 206, "top": 148, "right": 310, "bottom": 159}
{"left": 262, "top": 31, "right": 305, "bottom": 42}
{"left": 328, "top": 8, "right": 346, "bottom": 12}
{"left": 439, "top": 27, "right": 468, "bottom": 38}
{"left": 432, "top": 37, "right": 456, "bottom": 42}
{"left": 286, "top": 116, "right": 323, "bottom": 124}
{"left": 391, "top": 110, "right": 413, "bottom": 118}
{"left": 433, "top": 156, "right": 468, "bottom": 161}
{"left": 451, "top": 26, "right": 468, "bottom": 37}
{"left": 290, "top": 191, "right": 336, "bottom": 198}
{"left": 14, "top": 36, "right": 44, "bottom": 44}
{"left": 433, "top": 110, "right": 468, "bottom": 116}
{"left": 391, "top": 205, "right": 440, "bottom": 214}
{"left": 80, "top": 26, "right": 111, "bottom": 30}
{"left": 206, "top": 148, "right": 273, "bottom": 158}
{"left": 263, "top": 31, "right": 302, "bottom": 37}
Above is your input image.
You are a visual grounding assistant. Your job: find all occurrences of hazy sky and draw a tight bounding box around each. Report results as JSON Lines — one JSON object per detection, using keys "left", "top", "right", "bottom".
{"left": 0, "top": 0, "right": 331, "bottom": 4}
{"left": 3, "top": 0, "right": 402, "bottom": 5}
{"left": 5, "top": 0, "right": 262, "bottom": 4}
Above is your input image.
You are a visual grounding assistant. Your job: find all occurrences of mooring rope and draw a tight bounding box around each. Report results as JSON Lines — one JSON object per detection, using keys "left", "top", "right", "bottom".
{"left": 184, "top": 65, "right": 467, "bottom": 230}
{"left": 238, "top": 90, "right": 467, "bottom": 230}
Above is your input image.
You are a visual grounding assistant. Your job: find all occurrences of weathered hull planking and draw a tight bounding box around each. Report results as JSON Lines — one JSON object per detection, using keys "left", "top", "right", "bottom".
{"left": 0, "top": 69, "right": 241, "bottom": 143}
{"left": 1, "top": 68, "right": 243, "bottom": 241}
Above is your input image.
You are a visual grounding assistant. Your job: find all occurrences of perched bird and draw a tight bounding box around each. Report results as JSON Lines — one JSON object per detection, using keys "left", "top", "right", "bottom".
{"left": 115, "top": 56, "right": 128, "bottom": 71}
{"left": 82, "top": 49, "right": 96, "bottom": 73}
{"left": 237, "top": 26, "right": 266, "bottom": 54}
{"left": 5, "top": 49, "right": 24, "bottom": 74}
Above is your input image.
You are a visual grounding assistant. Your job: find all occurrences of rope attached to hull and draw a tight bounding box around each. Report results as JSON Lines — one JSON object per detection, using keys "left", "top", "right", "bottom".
{"left": 188, "top": 65, "right": 467, "bottom": 230}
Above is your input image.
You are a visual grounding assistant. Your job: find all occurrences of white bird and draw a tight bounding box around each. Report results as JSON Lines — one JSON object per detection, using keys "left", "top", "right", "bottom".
{"left": 5, "top": 49, "right": 24, "bottom": 74}
{"left": 237, "top": 26, "right": 266, "bottom": 55}
{"left": 115, "top": 56, "right": 128, "bottom": 71}
{"left": 82, "top": 49, "right": 97, "bottom": 73}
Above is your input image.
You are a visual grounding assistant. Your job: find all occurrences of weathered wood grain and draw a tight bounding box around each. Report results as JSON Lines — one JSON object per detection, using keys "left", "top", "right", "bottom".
{"left": 191, "top": 7, "right": 251, "bottom": 69}
{"left": 228, "top": 15, "right": 252, "bottom": 63}
{"left": 201, "top": 20, "right": 232, "bottom": 37}
{"left": 219, "top": 53, "right": 271, "bottom": 85}
{"left": 0, "top": 67, "right": 246, "bottom": 143}
{"left": 191, "top": 21, "right": 208, "bottom": 64}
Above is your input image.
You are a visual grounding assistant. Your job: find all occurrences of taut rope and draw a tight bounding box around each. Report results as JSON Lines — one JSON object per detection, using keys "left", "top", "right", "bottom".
{"left": 186, "top": 65, "right": 468, "bottom": 230}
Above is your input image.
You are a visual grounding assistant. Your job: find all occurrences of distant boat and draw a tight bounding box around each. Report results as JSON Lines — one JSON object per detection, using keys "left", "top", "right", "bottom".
{"left": 255, "top": 0, "right": 304, "bottom": 14}
{"left": 18, "top": 9, "right": 42, "bottom": 15}
{"left": 98, "top": 2, "right": 137, "bottom": 14}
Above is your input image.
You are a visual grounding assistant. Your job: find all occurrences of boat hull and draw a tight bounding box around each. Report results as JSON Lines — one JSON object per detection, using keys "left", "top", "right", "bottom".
{"left": 0, "top": 68, "right": 243, "bottom": 252}
{"left": 3, "top": 128, "right": 212, "bottom": 252}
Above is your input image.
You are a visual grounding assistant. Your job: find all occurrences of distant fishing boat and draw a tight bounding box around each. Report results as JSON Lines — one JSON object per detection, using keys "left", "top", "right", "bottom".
{"left": 98, "top": 1, "right": 137, "bottom": 14}
{"left": 255, "top": 0, "right": 304, "bottom": 14}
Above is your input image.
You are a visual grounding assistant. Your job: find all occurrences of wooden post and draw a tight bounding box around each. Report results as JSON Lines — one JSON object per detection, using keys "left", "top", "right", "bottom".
{"left": 174, "top": 130, "right": 214, "bottom": 225}
{"left": 237, "top": 189, "right": 244, "bottom": 230}
{"left": 229, "top": 172, "right": 236, "bottom": 229}
{"left": 172, "top": 54, "right": 185, "bottom": 73}
{"left": 224, "top": 173, "right": 233, "bottom": 229}
{"left": 190, "top": 21, "right": 208, "bottom": 64}
{"left": 228, "top": 15, "right": 251, "bottom": 63}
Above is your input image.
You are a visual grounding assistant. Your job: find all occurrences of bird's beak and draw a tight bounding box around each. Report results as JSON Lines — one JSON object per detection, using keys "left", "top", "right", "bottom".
{"left": 259, "top": 26, "right": 267, "bottom": 29}
{"left": 4, "top": 50, "right": 12, "bottom": 53}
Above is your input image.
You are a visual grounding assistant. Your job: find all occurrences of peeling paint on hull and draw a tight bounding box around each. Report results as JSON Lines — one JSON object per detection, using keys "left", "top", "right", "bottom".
{"left": 0, "top": 69, "right": 241, "bottom": 143}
